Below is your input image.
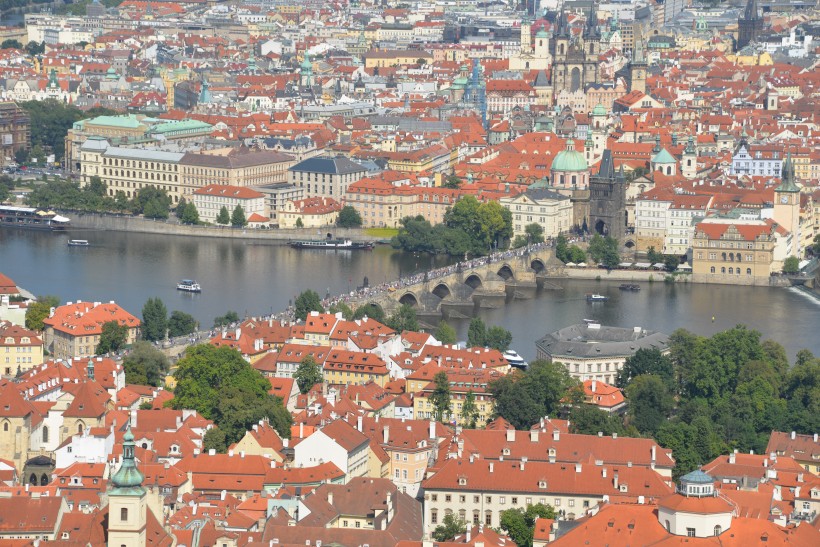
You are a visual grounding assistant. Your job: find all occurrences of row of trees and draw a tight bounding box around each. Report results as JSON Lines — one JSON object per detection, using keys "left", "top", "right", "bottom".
{"left": 141, "top": 298, "right": 199, "bottom": 342}
{"left": 391, "top": 196, "right": 513, "bottom": 256}
{"left": 19, "top": 100, "right": 117, "bottom": 160}
{"left": 25, "top": 178, "right": 174, "bottom": 219}
{"left": 555, "top": 234, "right": 587, "bottom": 264}
{"left": 433, "top": 504, "right": 555, "bottom": 546}
{"left": 0, "top": 175, "right": 15, "bottom": 203}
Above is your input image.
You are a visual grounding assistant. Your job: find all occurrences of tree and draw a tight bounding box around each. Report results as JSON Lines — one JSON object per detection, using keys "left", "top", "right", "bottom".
{"left": 587, "top": 234, "right": 620, "bottom": 269}
{"left": 25, "top": 41, "right": 45, "bottom": 56}
{"left": 213, "top": 311, "right": 240, "bottom": 328}
{"left": 500, "top": 504, "right": 556, "bottom": 547}
{"left": 467, "top": 317, "right": 487, "bottom": 348}
{"left": 295, "top": 217, "right": 304, "bottom": 228}
{"left": 568, "top": 402, "right": 628, "bottom": 436}
{"left": 0, "top": 175, "right": 12, "bottom": 203}
{"left": 168, "top": 311, "right": 198, "bottom": 338}
{"left": 216, "top": 206, "right": 230, "bottom": 225}
{"left": 443, "top": 175, "right": 461, "bottom": 189}
{"left": 336, "top": 205, "right": 362, "bottom": 228}
{"left": 434, "top": 320, "right": 457, "bottom": 344}
{"left": 556, "top": 234, "right": 569, "bottom": 262}
{"left": 430, "top": 371, "right": 451, "bottom": 422}
{"left": 231, "top": 205, "right": 247, "bottom": 227}
{"left": 568, "top": 245, "right": 586, "bottom": 263}
{"left": 489, "top": 360, "right": 577, "bottom": 430}
{"left": 96, "top": 320, "right": 128, "bottom": 354}
{"left": 131, "top": 186, "right": 171, "bottom": 219}
{"left": 181, "top": 202, "right": 200, "bottom": 224}
{"left": 524, "top": 223, "right": 545, "bottom": 244}
{"left": 783, "top": 256, "right": 799, "bottom": 274}
{"left": 294, "top": 290, "right": 323, "bottom": 321}
{"left": 295, "top": 355, "right": 323, "bottom": 394}
{"left": 626, "top": 374, "right": 675, "bottom": 435}
{"left": 486, "top": 326, "right": 512, "bottom": 352}
{"left": 385, "top": 304, "right": 419, "bottom": 333}
{"left": 616, "top": 348, "right": 676, "bottom": 391}
{"left": 171, "top": 344, "right": 292, "bottom": 449}
{"left": 19, "top": 99, "right": 85, "bottom": 159}
{"left": 664, "top": 254, "right": 680, "bottom": 272}
{"left": 1, "top": 39, "right": 22, "bottom": 50}
{"left": 327, "top": 302, "right": 353, "bottom": 320}
{"left": 810, "top": 234, "right": 820, "bottom": 257}
{"left": 647, "top": 246, "right": 662, "bottom": 265}
{"left": 461, "top": 390, "right": 480, "bottom": 428}
{"left": 122, "top": 341, "right": 170, "bottom": 386}
{"left": 141, "top": 297, "right": 168, "bottom": 342}
{"left": 352, "top": 303, "right": 386, "bottom": 323}
{"left": 25, "top": 295, "right": 60, "bottom": 331}
{"left": 432, "top": 514, "right": 466, "bottom": 542}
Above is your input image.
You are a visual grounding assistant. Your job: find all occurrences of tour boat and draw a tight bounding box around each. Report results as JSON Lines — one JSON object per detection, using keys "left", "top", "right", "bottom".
{"left": 503, "top": 349, "right": 528, "bottom": 370}
{"left": 586, "top": 293, "right": 609, "bottom": 302}
{"left": 0, "top": 205, "right": 69, "bottom": 231}
{"left": 67, "top": 239, "right": 89, "bottom": 247}
{"left": 177, "top": 280, "right": 202, "bottom": 293}
{"left": 618, "top": 283, "right": 641, "bottom": 291}
{"left": 288, "top": 238, "right": 374, "bottom": 250}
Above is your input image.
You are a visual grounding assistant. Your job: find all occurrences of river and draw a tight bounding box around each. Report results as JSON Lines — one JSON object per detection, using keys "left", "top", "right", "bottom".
{"left": 1, "top": 228, "right": 818, "bottom": 361}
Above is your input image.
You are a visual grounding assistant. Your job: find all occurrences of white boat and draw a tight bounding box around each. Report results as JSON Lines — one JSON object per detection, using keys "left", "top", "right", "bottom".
{"left": 586, "top": 293, "right": 609, "bottom": 302}
{"left": 503, "top": 349, "right": 528, "bottom": 370}
{"left": 67, "top": 239, "right": 89, "bottom": 247}
{"left": 177, "top": 279, "right": 202, "bottom": 293}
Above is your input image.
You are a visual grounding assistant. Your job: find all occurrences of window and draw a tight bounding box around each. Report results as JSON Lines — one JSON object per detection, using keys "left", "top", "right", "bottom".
{"left": 500, "top": 496, "right": 505, "bottom": 504}
{"left": 687, "top": 528, "right": 696, "bottom": 537}
{"left": 485, "top": 511, "right": 492, "bottom": 526}
{"left": 430, "top": 511, "right": 437, "bottom": 524}
{"left": 554, "top": 498, "right": 561, "bottom": 506}
{"left": 445, "top": 495, "right": 451, "bottom": 502}
{"left": 121, "top": 508, "right": 128, "bottom": 521}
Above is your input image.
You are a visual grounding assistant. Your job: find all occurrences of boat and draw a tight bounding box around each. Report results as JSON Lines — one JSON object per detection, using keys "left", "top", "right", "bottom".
{"left": 0, "top": 205, "right": 70, "bottom": 231}
{"left": 618, "top": 283, "right": 641, "bottom": 291}
{"left": 288, "top": 237, "right": 374, "bottom": 250}
{"left": 586, "top": 293, "right": 609, "bottom": 302}
{"left": 67, "top": 239, "right": 89, "bottom": 247}
{"left": 503, "top": 349, "right": 528, "bottom": 370}
{"left": 177, "top": 280, "right": 202, "bottom": 293}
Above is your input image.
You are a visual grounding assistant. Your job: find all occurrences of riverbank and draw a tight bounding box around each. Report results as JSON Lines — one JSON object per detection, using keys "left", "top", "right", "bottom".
{"left": 64, "top": 211, "right": 382, "bottom": 243}
{"left": 549, "top": 267, "right": 789, "bottom": 287}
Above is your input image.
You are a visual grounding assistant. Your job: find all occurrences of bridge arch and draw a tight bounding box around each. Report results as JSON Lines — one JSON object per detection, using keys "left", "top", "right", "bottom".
{"left": 432, "top": 283, "right": 452, "bottom": 300}
{"left": 399, "top": 293, "right": 419, "bottom": 307}
{"left": 464, "top": 274, "right": 483, "bottom": 290}
{"left": 357, "top": 302, "right": 385, "bottom": 319}
{"left": 624, "top": 238, "right": 636, "bottom": 249}
{"left": 497, "top": 264, "right": 515, "bottom": 281}
{"left": 530, "top": 258, "right": 546, "bottom": 273}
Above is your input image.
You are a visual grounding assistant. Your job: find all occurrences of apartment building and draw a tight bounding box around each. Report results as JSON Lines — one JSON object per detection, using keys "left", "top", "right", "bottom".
{"left": 192, "top": 184, "right": 266, "bottom": 223}
{"left": 42, "top": 301, "right": 141, "bottom": 360}
{"left": 0, "top": 320, "right": 44, "bottom": 375}
{"left": 500, "top": 188, "right": 574, "bottom": 240}
{"left": 0, "top": 101, "right": 29, "bottom": 167}
{"left": 288, "top": 155, "right": 368, "bottom": 199}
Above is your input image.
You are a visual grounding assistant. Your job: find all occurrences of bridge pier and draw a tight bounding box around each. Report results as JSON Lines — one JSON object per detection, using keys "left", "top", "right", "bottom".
{"left": 506, "top": 270, "right": 538, "bottom": 299}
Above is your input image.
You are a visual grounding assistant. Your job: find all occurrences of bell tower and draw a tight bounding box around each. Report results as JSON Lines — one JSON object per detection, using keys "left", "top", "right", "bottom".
{"left": 682, "top": 136, "right": 698, "bottom": 179}
{"left": 107, "top": 428, "right": 147, "bottom": 547}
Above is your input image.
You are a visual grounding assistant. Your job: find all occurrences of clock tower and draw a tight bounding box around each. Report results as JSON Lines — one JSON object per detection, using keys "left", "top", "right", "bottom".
{"left": 773, "top": 153, "right": 801, "bottom": 256}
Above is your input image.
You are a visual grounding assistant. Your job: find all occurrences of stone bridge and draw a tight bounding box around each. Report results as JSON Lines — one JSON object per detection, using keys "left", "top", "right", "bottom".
{"left": 349, "top": 248, "right": 564, "bottom": 321}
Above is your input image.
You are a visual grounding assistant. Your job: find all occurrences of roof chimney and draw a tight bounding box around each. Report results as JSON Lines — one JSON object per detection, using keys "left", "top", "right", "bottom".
{"left": 328, "top": 491, "right": 333, "bottom": 505}
{"left": 130, "top": 409, "right": 137, "bottom": 428}
{"left": 383, "top": 426, "right": 389, "bottom": 444}
{"left": 429, "top": 420, "right": 436, "bottom": 439}
{"left": 729, "top": 451, "right": 736, "bottom": 464}
{"left": 613, "top": 472, "right": 619, "bottom": 489}
{"left": 552, "top": 429, "right": 559, "bottom": 442}
{"left": 651, "top": 445, "right": 656, "bottom": 461}
{"left": 591, "top": 380, "right": 596, "bottom": 393}
{"left": 489, "top": 462, "right": 494, "bottom": 473}
{"left": 357, "top": 415, "right": 363, "bottom": 432}
{"left": 530, "top": 429, "right": 539, "bottom": 442}
{"left": 790, "top": 431, "right": 796, "bottom": 440}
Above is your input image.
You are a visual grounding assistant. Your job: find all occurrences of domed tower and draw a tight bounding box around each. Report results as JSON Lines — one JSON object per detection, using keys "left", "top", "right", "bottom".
{"left": 300, "top": 52, "right": 313, "bottom": 87}
{"left": 658, "top": 470, "right": 733, "bottom": 538}
{"left": 107, "top": 428, "right": 147, "bottom": 547}
{"left": 551, "top": 138, "right": 589, "bottom": 189}
{"left": 682, "top": 136, "right": 698, "bottom": 179}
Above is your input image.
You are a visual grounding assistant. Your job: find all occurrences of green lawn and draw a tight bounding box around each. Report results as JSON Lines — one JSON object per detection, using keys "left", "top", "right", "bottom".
{"left": 365, "top": 227, "right": 399, "bottom": 239}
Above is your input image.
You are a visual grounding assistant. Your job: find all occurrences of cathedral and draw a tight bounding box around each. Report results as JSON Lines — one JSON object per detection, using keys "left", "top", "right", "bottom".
{"left": 550, "top": 6, "right": 601, "bottom": 96}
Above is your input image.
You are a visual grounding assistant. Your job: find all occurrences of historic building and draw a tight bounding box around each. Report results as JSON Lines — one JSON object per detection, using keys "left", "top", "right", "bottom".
{"left": 737, "top": 0, "right": 764, "bottom": 50}
{"left": 0, "top": 101, "right": 29, "bottom": 167}
{"left": 500, "top": 187, "right": 573, "bottom": 240}
{"left": 588, "top": 151, "right": 627, "bottom": 239}
{"left": 551, "top": 7, "right": 601, "bottom": 95}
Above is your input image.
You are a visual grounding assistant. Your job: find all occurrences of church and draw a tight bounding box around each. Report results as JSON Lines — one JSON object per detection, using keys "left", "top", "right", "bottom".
{"left": 550, "top": 6, "right": 602, "bottom": 96}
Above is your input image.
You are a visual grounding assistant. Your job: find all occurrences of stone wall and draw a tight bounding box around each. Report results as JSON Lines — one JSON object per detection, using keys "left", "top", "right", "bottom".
{"left": 64, "top": 212, "right": 377, "bottom": 242}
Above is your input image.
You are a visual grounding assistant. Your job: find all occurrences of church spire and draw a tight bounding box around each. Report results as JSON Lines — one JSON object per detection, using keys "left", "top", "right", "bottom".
{"left": 776, "top": 153, "right": 799, "bottom": 193}
{"left": 110, "top": 427, "right": 144, "bottom": 493}
{"left": 744, "top": 0, "right": 761, "bottom": 21}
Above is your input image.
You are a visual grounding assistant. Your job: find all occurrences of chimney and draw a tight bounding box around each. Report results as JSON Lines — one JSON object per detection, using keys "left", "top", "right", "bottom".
{"left": 489, "top": 462, "right": 494, "bottom": 473}
{"left": 299, "top": 422, "right": 304, "bottom": 438}
{"left": 221, "top": 489, "right": 227, "bottom": 501}
{"left": 612, "top": 432, "right": 617, "bottom": 439}
{"left": 383, "top": 426, "right": 389, "bottom": 444}
{"left": 613, "top": 472, "right": 619, "bottom": 489}
{"left": 790, "top": 431, "right": 796, "bottom": 440}
{"left": 328, "top": 492, "right": 333, "bottom": 505}
{"left": 429, "top": 420, "right": 436, "bottom": 439}
{"left": 552, "top": 429, "right": 559, "bottom": 442}
{"left": 235, "top": 327, "right": 241, "bottom": 340}
{"left": 357, "top": 415, "right": 363, "bottom": 432}
{"left": 506, "top": 429, "right": 515, "bottom": 442}
{"left": 602, "top": 468, "right": 607, "bottom": 478}
{"left": 530, "top": 429, "right": 539, "bottom": 442}
{"left": 651, "top": 445, "right": 656, "bottom": 461}
{"left": 814, "top": 433, "right": 818, "bottom": 443}
{"left": 729, "top": 451, "right": 736, "bottom": 464}
{"left": 130, "top": 409, "right": 137, "bottom": 428}
{"left": 519, "top": 460, "right": 525, "bottom": 471}
{"left": 465, "top": 528, "right": 471, "bottom": 542}
{"left": 591, "top": 380, "right": 597, "bottom": 393}
{"left": 575, "top": 463, "right": 582, "bottom": 473}
{"left": 763, "top": 459, "right": 768, "bottom": 468}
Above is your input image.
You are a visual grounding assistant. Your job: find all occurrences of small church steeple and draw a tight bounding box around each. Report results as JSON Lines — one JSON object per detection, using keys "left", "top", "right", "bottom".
{"left": 107, "top": 427, "right": 148, "bottom": 547}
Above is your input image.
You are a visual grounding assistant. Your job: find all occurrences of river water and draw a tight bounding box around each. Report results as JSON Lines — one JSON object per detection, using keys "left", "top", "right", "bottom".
{"left": 1, "top": 229, "right": 818, "bottom": 361}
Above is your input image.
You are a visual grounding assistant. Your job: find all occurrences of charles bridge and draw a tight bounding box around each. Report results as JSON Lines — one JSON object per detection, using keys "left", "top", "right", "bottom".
{"left": 346, "top": 247, "right": 565, "bottom": 321}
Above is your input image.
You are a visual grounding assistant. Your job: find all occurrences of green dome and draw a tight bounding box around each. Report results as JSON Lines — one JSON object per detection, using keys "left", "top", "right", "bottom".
{"left": 536, "top": 29, "right": 548, "bottom": 38}
{"left": 652, "top": 148, "right": 676, "bottom": 165}
{"left": 592, "top": 103, "right": 607, "bottom": 116}
{"left": 301, "top": 54, "right": 312, "bottom": 71}
{"left": 552, "top": 141, "right": 588, "bottom": 172}
{"left": 111, "top": 427, "right": 144, "bottom": 492}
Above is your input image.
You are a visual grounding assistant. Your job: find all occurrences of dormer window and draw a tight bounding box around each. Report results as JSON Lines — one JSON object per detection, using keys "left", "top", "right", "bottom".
{"left": 458, "top": 477, "right": 467, "bottom": 486}
{"left": 539, "top": 480, "right": 547, "bottom": 489}
{"left": 502, "top": 448, "right": 511, "bottom": 456}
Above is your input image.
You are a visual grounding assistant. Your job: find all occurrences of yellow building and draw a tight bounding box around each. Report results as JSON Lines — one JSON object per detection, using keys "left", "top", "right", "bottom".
{"left": 691, "top": 221, "right": 786, "bottom": 285}
{"left": 322, "top": 350, "right": 390, "bottom": 388}
{"left": 0, "top": 321, "right": 43, "bottom": 376}
{"left": 42, "top": 301, "right": 141, "bottom": 360}
{"left": 412, "top": 367, "right": 503, "bottom": 427}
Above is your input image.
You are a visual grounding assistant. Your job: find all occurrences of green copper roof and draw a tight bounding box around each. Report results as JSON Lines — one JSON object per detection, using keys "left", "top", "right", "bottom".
{"left": 536, "top": 29, "right": 548, "bottom": 38}
{"left": 776, "top": 153, "right": 800, "bottom": 193}
{"left": 148, "top": 119, "right": 212, "bottom": 134}
{"left": 552, "top": 140, "right": 588, "bottom": 172}
{"left": 592, "top": 103, "right": 607, "bottom": 116}
{"left": 110, "top": 427, "right": 145, "bottom": 495}
{"left": 84, "top": 115, "right": 143, "bottom": 129}
{"left": 652, "top": 148, "right": 677, "bottom": 164}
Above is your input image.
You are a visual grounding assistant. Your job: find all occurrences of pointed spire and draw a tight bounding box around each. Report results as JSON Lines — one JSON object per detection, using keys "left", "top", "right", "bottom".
{"left": 110, "top": 426, "right": 145, "bottom": 493}
{"left": 776, "top": 153, "right": 799, "bottom": 193}
{"left": 653, "top": 134, "right": 661, "bottom": 153}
